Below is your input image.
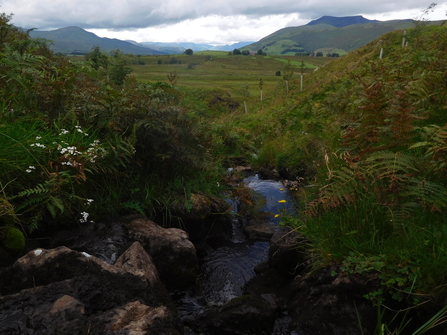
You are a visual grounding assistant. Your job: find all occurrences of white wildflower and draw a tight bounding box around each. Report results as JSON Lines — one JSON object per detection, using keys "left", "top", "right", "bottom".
{"left": 79, "top": 211, "right": 89, "bottom": 223}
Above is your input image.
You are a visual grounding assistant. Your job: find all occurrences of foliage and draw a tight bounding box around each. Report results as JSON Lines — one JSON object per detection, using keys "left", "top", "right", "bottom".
{"left": 0, "top": 13, "right": 226, "bottom": 254}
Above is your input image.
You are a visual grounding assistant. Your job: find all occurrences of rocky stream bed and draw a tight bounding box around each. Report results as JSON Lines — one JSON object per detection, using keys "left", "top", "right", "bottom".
{"left": 1, "top": 170, "right": 435, "bottom": 335}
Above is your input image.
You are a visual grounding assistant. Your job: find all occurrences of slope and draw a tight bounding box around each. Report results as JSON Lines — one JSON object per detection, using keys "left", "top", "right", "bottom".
{"left": 29, "top": 26, "right": 162, "bottom": 55}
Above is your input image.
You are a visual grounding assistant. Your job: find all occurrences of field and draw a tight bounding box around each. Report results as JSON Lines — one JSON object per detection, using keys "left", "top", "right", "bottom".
{"left": 130, "top": 52, "right": 332, "bottom": 99}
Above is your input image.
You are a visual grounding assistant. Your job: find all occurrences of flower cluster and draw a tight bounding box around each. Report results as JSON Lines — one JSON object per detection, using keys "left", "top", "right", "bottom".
{"left": 26, "top": 166, "right": 36, "bottom": 173}
{"left": 79, "top": 211, "right": 89, "bottom": 223}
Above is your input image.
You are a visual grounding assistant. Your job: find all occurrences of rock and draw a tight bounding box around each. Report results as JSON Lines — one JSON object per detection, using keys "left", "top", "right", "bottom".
{"left": 104, "top": 301, "right": 181, "bottom": 335}
{"left": 50, "top": 221, "right": 130, "bottom": 264}
{"left": 49, "top": 295, "right": 85, "bottom": 321}
{"left": 288, "top": 265, "right": 378, "bottom": 335}
{"left": 243, "top": 219, "right": 276, "bottom": 241}
{"left": 195, "top": 295, "right": 276, "bottom": 335}
{"left": 0, "top": 242, "right": 179, "bottom": 334}
{"left": 269, "top": 226, "right": 308, "bottom": 278}
{"left": 126, "top": 218, "right": 198, "bottom": 290}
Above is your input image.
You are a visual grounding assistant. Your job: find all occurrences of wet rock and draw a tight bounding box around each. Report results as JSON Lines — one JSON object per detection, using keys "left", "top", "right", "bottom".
{"left": 0, "top": 242, "right": 179, "bottom": 335}
{"left": 103, "top": 301, "right": 181, "bottom": 335}
{"left": 243, "top": 219, "right": 277, "bottom": 241}
{"left": 244, "top": 264, "right": 293, "bottom": 311}
{"left": 288, "top": 265, "right": 377, "bottom": 335}
{"left": 50, "top": 221, "right": 130, "bottom": 264}
{"left": 269, "top": 226, "right": 308, "bottom": 278}
{"left": 126, "top": 218, "right": 198, "bottom": 290}
{"left": 195, "top": 295, "right": 276, "bottom": 335}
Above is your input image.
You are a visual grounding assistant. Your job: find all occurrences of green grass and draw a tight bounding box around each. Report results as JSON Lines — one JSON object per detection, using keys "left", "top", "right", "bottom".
{"left": 131, "top": 53, "right": 333, "bottom": 99}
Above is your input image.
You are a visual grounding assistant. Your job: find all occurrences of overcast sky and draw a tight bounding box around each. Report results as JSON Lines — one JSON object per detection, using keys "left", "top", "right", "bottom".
{"left": 2, "top": 1, "right": 446, "bottom": 45}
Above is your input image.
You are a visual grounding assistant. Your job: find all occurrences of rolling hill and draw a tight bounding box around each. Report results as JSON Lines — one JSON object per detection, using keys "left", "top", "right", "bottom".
{"left": 242, "top": 16, "right": 433, "bottom": 56}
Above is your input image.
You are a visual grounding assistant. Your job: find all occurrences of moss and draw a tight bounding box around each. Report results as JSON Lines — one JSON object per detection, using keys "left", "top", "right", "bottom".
{"left": 3, "top": 227, "right": 25, "bottom": 252}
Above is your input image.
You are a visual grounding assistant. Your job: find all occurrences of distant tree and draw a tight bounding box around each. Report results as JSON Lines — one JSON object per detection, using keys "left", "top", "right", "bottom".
{"left": 85, "top": 45, "right": 108, "bottom": 70}
{"left": 257, "top": 49, "right": 264, "bottom": 55}
{"left": 241, "top": 50, "right": 250, "bottom": 55}
{"left": 157, "top": 59, "right": 163, "bottom": 64}
{"left": 275, "top": 70, "right": 281, "bottom": 76}
{"left": 107, "top": 49, "right": 132, "bottom": 86}
{"left": 184, "top": 48, "right": 193, "bottom": 55}
{"left": 315, "top": 51, "right": 323, "bottom": 57}
{"left": 233, "top": 48, "right": 241, "bottom": 55}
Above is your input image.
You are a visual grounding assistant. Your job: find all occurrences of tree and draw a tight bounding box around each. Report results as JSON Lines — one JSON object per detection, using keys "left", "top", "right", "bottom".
{"left": 107, "top": 49, "right": 132, "bottom": 86}
{"left": 241, "top": 50, "right": 250, "bottom": 55}
{"left": 85, "top": 45, "right": 108, "bottom": 70}
{"left": 232, "top": 48, "right": 241, "bottom": 55}
{"left": 184, "top": 48, "right": 193, "bottom": 55}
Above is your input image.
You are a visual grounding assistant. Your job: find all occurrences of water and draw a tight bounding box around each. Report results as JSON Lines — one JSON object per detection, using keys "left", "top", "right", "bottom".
{"left": 177, "top": 175, "right": 296, "bottom": 310}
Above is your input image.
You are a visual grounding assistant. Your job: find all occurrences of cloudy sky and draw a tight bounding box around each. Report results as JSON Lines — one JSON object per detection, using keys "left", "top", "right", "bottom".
{"left": 2, "top": 1, "right": 446, "bottom": 45}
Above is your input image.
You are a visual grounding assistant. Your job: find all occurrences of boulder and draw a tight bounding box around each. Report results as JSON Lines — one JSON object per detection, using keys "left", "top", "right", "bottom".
{"left": 194, "top": 295, "right": 276, "bottom": 335}
{"left": 243, "top": 219, "right": 276, "bottom": 241}
{"left": 0, "top": 242, "right": 180, "bottom": 334}
{"left": 269, "top": 226, "right": 308, "bottom": 278}
{"left": 126, "top": 218, "right": 198, "bottom": 290}
{"left": 287, "top": 265, "right": 377, "bottom": 335}
{"left": 50, "top": 221, "right": 129, "bottom": 264}
{"left": 103, "top": 301, "right": 181, "bottom": 335}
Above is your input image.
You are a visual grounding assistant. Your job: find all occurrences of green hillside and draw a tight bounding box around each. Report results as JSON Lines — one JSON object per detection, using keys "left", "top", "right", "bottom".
{"left": 243, "top": 18, "right": 441, "bottom": 55}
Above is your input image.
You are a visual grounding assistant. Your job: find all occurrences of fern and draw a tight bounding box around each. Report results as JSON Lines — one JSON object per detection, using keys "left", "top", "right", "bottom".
{"left": 366, "top": 151, "right": 417, "bottom": 178}
{"left": 12, "top": 182, "right": 50, "bottom": 199}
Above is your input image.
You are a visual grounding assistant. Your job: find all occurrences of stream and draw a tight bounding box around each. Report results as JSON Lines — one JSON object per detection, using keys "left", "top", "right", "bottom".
{"left": 175, "top": 174, "right": 298, "bottom": 328}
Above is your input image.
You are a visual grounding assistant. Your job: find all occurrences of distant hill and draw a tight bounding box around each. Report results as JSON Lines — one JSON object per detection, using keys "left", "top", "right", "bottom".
{"left": 29, "top": 26, "right": 163, "bottom": 55}
{"left": 139, "top": 41, "right": 254, "bottom": 53}
{"left": 307, "top": 15, "right": 379, "bottom": 27}
{"left": 242, "top": 16, "right": 423, "bottom": 56}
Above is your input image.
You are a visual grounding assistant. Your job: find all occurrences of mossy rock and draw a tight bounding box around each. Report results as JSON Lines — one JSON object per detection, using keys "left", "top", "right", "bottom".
{"left": 3, "top": 227, "right": 25, "bottom": 252}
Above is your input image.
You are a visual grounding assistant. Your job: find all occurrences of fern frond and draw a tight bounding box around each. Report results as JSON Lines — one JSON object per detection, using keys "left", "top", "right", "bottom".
{"left": 404, "top": 178, "right": 447, "bottom": 211}
{"left": 366, "top": 151, "right": 418, "bottom": 178}
{"left": 12, "top": 183, "right": 50, "bottom": 199}
{"left": 318, "top": 166, "right": 360, "bottom": 209}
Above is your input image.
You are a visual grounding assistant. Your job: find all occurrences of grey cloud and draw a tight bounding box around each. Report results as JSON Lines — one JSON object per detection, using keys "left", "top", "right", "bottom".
{"left": 2, "top": 0, "right": 433, "bottom": 30}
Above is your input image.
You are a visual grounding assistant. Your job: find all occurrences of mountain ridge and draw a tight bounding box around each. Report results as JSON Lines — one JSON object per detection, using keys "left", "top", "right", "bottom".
{"left": 307, "top": 15, "right": 379, "bottom": 27}
{"left": 29, "top": 26, "right": 163, "bottom": 55}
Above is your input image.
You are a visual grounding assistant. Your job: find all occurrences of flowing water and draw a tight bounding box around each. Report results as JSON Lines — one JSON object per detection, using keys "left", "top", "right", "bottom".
{"left": 176, "top": 174, "right": 297, "bottom": 321}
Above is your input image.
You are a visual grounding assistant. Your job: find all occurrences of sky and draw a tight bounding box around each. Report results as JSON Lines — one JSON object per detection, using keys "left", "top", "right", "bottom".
{"left": 2, "top": 1, "right": 446, "bottom": 45}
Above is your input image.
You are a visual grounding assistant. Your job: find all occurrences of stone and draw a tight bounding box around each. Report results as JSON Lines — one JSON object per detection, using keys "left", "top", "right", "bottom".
{"left": 243, "top": 219, "right": 276, "bottom": 241}
{"left": 195, "top": 295, "right": 276, "bottom": 335}
{"left": 126, "top": 218, "right": 198, "bottom": 290}
{"left": 0, "top": 242, "right": 178, "bottom": 334}
{"left": 50, "top": 221, "right": 129, "bottom": 264}
{"left": 104, "top": 301, "right": 182, "bottom": 334}
{"left": 269, "top": 226, "right": 308, "bottom": 278}
{"left": 287, "top": 265, "right": 378, "bottom": 335}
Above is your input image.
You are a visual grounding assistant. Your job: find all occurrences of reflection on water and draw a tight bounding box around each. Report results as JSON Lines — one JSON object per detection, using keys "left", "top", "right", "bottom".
{"left": 176, "top": 174, "right": 297, "bottom": 321}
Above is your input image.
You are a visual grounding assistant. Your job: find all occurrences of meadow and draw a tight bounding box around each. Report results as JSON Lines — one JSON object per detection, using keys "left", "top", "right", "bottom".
{"left": 129, "top": 52, "right": 330, "bottom": 99}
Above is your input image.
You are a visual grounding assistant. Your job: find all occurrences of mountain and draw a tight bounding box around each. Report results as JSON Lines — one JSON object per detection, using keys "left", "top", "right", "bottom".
{"left": 307, "top": 15, "right": 379, "bottom": 28}
{"left": 29, "top": 26, "right": 162, "bottom": 55}
{"left": 242, "top": 16, "right": 418, "bottom": 56}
